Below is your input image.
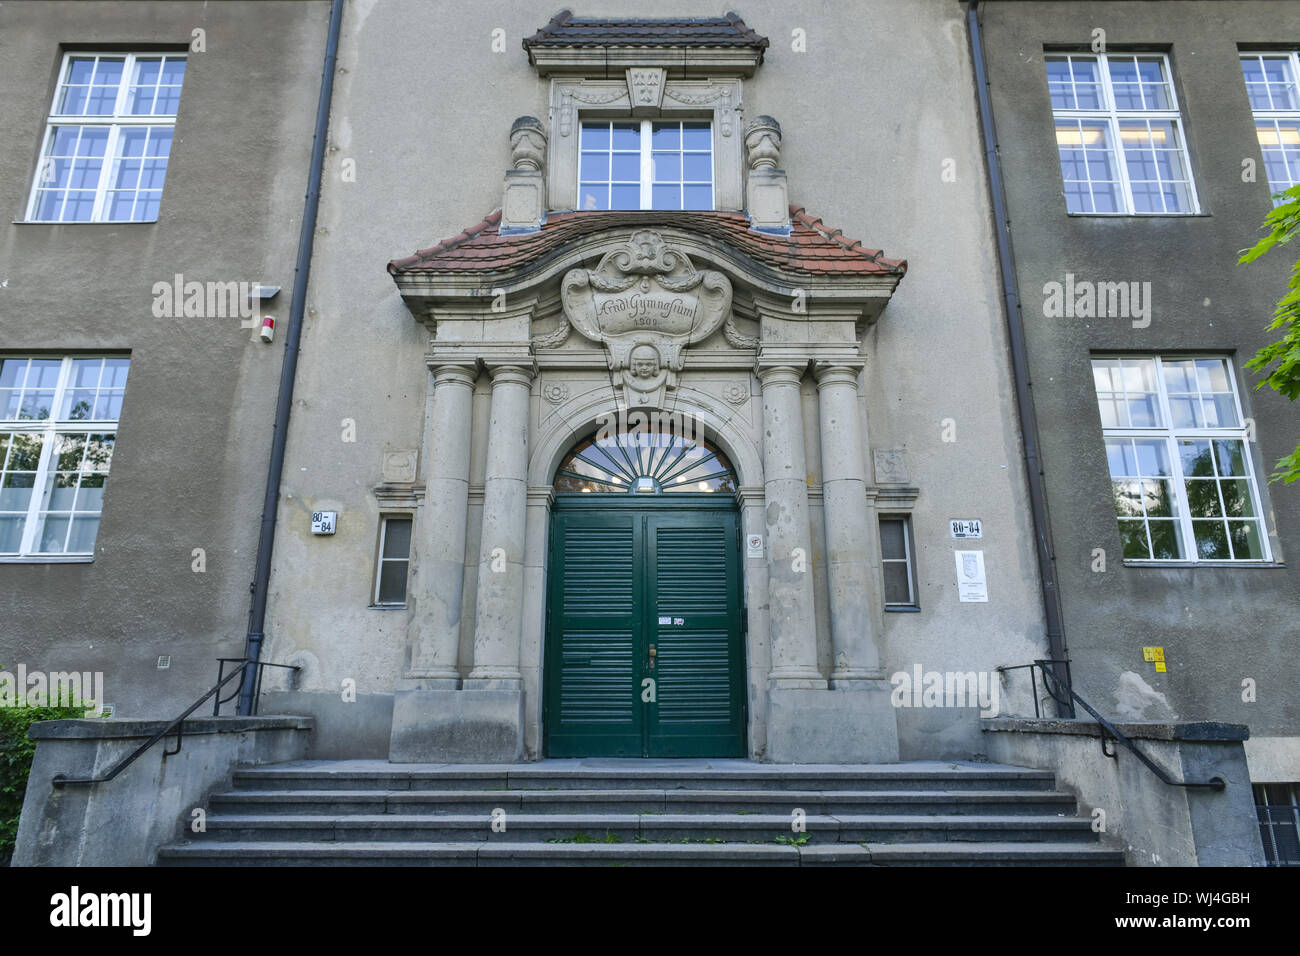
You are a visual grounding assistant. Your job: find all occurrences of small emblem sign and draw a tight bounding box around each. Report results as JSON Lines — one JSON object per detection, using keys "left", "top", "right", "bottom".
{"left": 746, "top": 533, "right": 764, "bottom": 558}
{"left": 311, "top": 511, "right": 337, "bottom": 535}
{"left": 950, "top": 519, "right": 983, "bottom": 539}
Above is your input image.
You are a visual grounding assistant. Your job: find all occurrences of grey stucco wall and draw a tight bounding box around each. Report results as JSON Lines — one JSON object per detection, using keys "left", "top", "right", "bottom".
{"left": 979, "top": 1, "right": 1300, "bottom": 771}
{"left": 0, "top": 2, "right": 329, "bottom": 716}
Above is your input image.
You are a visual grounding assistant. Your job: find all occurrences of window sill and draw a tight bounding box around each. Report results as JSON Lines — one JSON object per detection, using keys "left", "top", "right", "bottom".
{"left": 884, "top": 605, "right": 922, "bottom": 613}
{"left": 1065, "top": 212, "right": 1209, "bottom": 219}
{"left": 15, "top": 219, "right": 158, "bottom": 225}
{"left": 0, "top": 555, "right": 94, "bottom": 564}
{"left": 368, "top": 603, "right": 407, "bottom": 610}
{"left": 1122, "top": 560, "right": 1286, "bottom": 569}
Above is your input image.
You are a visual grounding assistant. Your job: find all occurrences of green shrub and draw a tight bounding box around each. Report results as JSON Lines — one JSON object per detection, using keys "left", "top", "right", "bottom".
{"left": 0, "top": 705, "right": 86, "bottom": 865}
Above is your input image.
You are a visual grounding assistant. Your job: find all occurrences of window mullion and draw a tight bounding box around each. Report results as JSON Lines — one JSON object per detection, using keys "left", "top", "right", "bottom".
{"left": 92, "top": 125, "right": 120, "bottom": 222}
{"left": 640, "top": 119, "right": 652, "bottom": 210}
{"left": 17, "top": 360, "right": 69, "bottom": 556}
{"left": 1110, "top": 114, "right": 1136, "bottom": 214}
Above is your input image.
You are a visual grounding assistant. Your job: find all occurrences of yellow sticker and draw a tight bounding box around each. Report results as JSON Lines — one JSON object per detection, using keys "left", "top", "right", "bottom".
{"left": 1155, "top": 661, "right": 1167, "bottom": 673}
{"left": 1142, "top": 647, "right": 1156, "bottom": 662}
{"left": 1152, "top": 647, "right": 1165, "bottom": 662}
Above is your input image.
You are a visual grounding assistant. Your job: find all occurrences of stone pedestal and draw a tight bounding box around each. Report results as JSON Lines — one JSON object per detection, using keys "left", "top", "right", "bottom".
{"left": 765, "top": 686, "right": 900, "bottom": 764}
{"left": 388, "top": 689, "right": 524, "bottom": 763}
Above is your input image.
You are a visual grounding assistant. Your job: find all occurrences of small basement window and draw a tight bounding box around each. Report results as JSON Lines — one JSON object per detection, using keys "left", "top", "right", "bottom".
{"left": 880, "top": 515, "right": 919, "bottom": 611}
{"left": 373, "top": 515, "right": 412, "bottom": 606}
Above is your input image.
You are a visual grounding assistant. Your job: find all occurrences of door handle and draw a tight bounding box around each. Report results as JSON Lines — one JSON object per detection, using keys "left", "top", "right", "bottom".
{"left": 648, "top": 644, "right": 656, "bottom": 669}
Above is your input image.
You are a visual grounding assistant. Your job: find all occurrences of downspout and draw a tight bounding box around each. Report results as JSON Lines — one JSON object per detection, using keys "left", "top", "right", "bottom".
{"left": 237, "top": 0, "right": 345, "bottom": 715}
{"left": 966, "top": 1, "right": 1074, "bottom": 716}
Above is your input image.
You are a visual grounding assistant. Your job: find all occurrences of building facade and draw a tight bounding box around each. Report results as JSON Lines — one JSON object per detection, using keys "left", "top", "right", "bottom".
{"left": 977, "top": 0, "right": 1300, "bottom": 862}
{"left": 0, "top": 0, "right": 330, "bottom": 715}
{"left": 255, "top": 1, "right": 1053, "bottom": 764}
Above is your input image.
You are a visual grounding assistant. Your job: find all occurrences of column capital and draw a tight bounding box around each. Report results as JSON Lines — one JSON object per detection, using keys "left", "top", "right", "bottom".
{"left": 813, "top": 363, "right": 864, "bottom": 388}
{"left": 487, "top": 363, "right": 536, "bottom": 387}
{"left": 755, "top": 364, "right": 803, "bottom": 387}
{"left": 430, "top": 364, "right": 478, "bottom": 388}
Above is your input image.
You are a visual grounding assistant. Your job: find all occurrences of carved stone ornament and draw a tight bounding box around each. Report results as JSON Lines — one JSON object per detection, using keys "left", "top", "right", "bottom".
{"left": 559, "top": 231, "right": 733, "bottom": 409}
{"left": 625, "top": 67, "right": 666, "bottom": 112}
{"left": 722, "top": 382, "right": 750, "bottom": 405}
{"left": 542, "top": 382, "right": 570, "bottom": 404}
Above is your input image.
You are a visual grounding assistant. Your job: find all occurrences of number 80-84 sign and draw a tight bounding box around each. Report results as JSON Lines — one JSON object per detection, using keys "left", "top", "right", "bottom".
{"left": 311, "top": 511, "right": 337, "bottom": 535}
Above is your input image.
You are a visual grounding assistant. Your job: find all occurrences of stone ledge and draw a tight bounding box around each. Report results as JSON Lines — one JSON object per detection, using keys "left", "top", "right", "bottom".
{"left": 27, "top": 714, "right": 314, "bottom": 741}
{"left": 980, "top": 717, "right": 1248, "bottom": 742}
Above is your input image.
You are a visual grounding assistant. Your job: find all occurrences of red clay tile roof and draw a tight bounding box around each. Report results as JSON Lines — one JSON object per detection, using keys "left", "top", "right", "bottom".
{"left": 387, "top": 206, "right": 906, "bottom": 279}
{"left": 523, "top": 10, "right": 769, "bottom": 50}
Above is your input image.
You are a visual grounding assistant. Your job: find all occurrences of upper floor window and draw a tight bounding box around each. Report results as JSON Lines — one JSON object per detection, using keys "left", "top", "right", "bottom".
{"left": 1240, "top": 52, "right": 1300, "bottom": 201}
{"left": 0, "top": 356, "right": 130, "bottom": 558}
{"left": 26, "top": 53, "right": 187, "bottom": 223}
{"left": 579, "top": 120, "right": 714, "bottom": 211}
{"left": 1046, "top": 53, "right": 1198, "bottom": 215}
{"left": 1091, "top": 356, "right": 1269, "bottom": 563}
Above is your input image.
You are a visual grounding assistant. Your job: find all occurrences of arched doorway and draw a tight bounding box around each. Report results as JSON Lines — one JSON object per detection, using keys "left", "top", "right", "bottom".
{"left": 543, "top": 420, "right": 747, "bottom": 757}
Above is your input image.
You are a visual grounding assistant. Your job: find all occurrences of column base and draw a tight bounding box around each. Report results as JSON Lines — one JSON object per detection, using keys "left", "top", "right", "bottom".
{"left": 388, "top": 689, "right": 523, "bottom": 763}
{"left": 765, "top": 685, "right": 900, "bottom": 763}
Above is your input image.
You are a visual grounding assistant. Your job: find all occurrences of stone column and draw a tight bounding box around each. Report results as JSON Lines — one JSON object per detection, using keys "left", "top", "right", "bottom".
{"left": 815, "top": 364, "right": 886, "bottom": 685}
{"left": 758, "top": 365, "right": 824, "bottom": 688}
{"left": 464, "top": 364, "right": 534, "bottom": 689}
{"left": 405, "top": 364, "right": 476, "bottom": 686}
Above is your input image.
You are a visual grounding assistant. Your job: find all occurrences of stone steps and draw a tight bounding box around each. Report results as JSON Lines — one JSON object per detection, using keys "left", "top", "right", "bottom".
{"left": 156, "top": 760, "right": 1124, "bottom": 866}
{"left": 209, "top": 788, "right": 1079, "bottom": 816}
{"left": 157, "top": 840, "right": 1125, "bottom": 867}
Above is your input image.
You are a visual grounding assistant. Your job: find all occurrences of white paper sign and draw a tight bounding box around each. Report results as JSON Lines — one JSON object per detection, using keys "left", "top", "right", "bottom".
{"left": 950, "top": 519, "right": 983, "bottom": 539}
{"left": 746, "top": 534, "right": 764, "bottom": 558}
{"left": 954, "top": 550, "right": 988, "bottom": 602}
{"left": 311, "top": 511, "right": 337, "bottom": 535}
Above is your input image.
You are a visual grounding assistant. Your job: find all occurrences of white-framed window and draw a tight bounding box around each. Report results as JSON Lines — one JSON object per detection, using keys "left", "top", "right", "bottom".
{"left": 1254, "top": 783, "right": 1300, "bottom": 866}
{"left": 1240, "top": 52, "right": 1300, "bottom": 201}
{"left": 0, "top": 356, "right": 130, "bottom": 558}
{"left": 578, "top": 119, "right": 714, "bottom": 211}
{"left": 373, "top": 515, "right": 413, "bottom": 606}
{"left": 1046, "top": 53, "right": 1199, "bottom": 214}
{"left": 25, "top": 52, "right": 187, "bottom": 223}
{"left": 879, "top": 515, "right": 919, "bottom": 609}
{"left": 1091, "top": 356, "right": 1270, "bottom": 563}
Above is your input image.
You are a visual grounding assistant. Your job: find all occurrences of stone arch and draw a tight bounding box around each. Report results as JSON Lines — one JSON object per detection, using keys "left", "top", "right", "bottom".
{"left": 529, "top": 385, "right": 763, "bottom": 492}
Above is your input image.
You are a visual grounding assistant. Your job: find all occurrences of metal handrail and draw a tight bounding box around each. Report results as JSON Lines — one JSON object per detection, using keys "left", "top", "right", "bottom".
{"left": 51, "top": 658, "right": 299, "bottom": 789}
{"left": 996, "top": 659, "right": 1226, "bottom": 793}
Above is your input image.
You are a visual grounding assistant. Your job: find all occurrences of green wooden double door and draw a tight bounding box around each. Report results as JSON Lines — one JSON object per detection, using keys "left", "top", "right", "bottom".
{"left": 544, "top": 498, "right": 747, "bottom": 758}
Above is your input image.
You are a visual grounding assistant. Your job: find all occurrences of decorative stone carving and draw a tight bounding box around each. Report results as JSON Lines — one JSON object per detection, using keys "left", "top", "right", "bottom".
{"left": 509, "top": 116, "right": 546, "bottom": 170}
{"left": 501, "top": 116, "right": 547, "bottom": 233}
{"left": 723, "top": 315, "right": 759, "bottom": 349}
{"left": 542, "top": 382, "right": 570, "bottom": 404}
{"left": 722, "top": 382, "right": 750, "bottom": 405}
{"left": 873, "top": 448, "right": 911, "bottom": 484}
{"left": 745, "top": 115, "right": 789, "bottom": 234}
{"left": 625, "top": 67, "right": 666, "bottom": 114}
{"left": 559, "top": 230, "right": 733, "bottom": 409}
{"left": 382, "top": 449, "right": 419, "bottom": 483}
{"left": 745, "top": 115, "right": 782, "bottom": 169}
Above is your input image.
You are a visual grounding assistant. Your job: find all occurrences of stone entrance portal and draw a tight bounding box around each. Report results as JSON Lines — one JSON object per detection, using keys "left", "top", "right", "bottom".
{"left": 387, "top": 213, "right": 908, "bottom": 764}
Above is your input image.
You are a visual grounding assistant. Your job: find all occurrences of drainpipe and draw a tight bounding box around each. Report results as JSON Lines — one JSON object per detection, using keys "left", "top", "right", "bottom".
{"left": 237, "top": 0, "right": 345, "bottom": 715}
{"left": 966, "top": 1, "right": 1073, "bottom": 716}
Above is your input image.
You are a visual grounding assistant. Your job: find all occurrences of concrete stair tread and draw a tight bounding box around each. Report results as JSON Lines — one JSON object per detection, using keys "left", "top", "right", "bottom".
{"left": 211, "top": 787, "right": 1076, "bottom": 801}
{"left": 157, "top": 840, "right": 1122, "bottom": 865}
{"left": 201, "top": 812, "right": 1086, "bottom": 826}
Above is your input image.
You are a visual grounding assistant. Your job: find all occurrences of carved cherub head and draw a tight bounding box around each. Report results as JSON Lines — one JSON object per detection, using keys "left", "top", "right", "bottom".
{"left": 630, "top": 343, "right": 661, "bottom": 379}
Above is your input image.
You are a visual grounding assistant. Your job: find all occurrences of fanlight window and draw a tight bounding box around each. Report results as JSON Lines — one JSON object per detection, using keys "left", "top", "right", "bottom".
{"left": 554, "top": 424, "right": 735, "bottom": 494}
